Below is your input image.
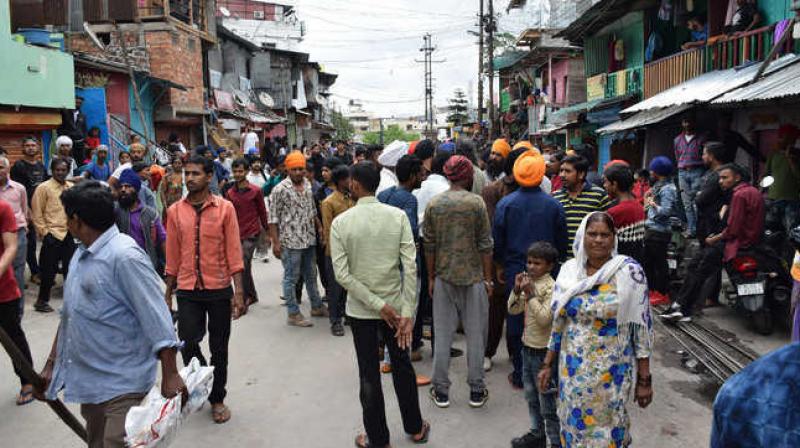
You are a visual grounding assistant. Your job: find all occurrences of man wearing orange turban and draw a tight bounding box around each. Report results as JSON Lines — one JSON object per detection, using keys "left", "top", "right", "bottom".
{"left": 285, "top": 151, "right": 306, "bottom": 170}
{"left": 492, "top": 149, "right": 567, "bottom": 391}
{"left": 487, "top": 139, "right": 512, "bottom": 182}
{"left": 268, "top": 150, "right": 328, "bottom": 328}
{"left": 513, "top": 150, "right": 546, "bottom": 187}
{"left": 512, "top": 140, "right": 535, "bottom": 153}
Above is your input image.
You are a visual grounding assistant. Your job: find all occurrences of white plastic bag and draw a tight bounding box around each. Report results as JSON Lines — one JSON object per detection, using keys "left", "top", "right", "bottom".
{"left": 124, "top": 358, "right": 214, "bottom": 447}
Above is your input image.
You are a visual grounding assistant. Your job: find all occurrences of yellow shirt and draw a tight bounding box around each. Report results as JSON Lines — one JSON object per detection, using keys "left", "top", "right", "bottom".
{"left": 508, "top": 274, "right": 556, "bottom": 349}
{"left": 320, "top": 190, "right": 354, "bottom": 256}
{"left": 31, "top": 178, "right": 73, "bottom": 241}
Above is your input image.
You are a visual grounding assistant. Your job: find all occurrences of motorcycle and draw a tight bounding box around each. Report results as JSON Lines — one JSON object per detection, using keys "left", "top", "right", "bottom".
{"left": 720, "top": 176, "right": 793, "bottom": 335}
{"left": 666, "top": 217, "right": 691, "bottom": 294}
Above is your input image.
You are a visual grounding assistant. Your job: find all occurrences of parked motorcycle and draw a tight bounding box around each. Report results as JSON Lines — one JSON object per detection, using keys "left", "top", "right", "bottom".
{"left": 666, "top": 217, "right": 690, "bottom": 293}
{"left": 720, "top": 176, "right": 793, "bottom": 335}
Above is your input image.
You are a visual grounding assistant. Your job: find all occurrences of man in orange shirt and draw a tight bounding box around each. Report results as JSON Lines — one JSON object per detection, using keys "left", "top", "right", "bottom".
{"left": 164, "top": 155, "right": 245, "bottom": 424}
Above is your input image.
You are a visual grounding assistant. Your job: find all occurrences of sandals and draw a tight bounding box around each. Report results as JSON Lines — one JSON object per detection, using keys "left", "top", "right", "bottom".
{"left": 16, "top": 385, "right": 34, "bottom": 406}
{"left": 211, "top": 404, "right": 231, "bottom": 424}
{"left": 354, "top": 421, "right": 430, "bottom": 448}
{"left": 411, "top": 421, "right": 431, "bottom": 444}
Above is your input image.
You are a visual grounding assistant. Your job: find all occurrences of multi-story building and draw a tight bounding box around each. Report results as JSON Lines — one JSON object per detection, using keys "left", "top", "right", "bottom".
{"left": 0, "top": 0, "right": 74, "bottom": 161}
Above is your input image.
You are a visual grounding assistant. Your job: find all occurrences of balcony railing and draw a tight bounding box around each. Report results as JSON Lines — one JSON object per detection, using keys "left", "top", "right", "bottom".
{"left": 139, "top": 0, "right": 207, "bottom": 31}
{"left": 643, "top": 24, "right": 794, "bottom": 98}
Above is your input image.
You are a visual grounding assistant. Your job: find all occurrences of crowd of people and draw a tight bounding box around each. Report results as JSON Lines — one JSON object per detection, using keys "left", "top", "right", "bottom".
{"left": 0, "top": 116, "right": 797, "bottom": 447}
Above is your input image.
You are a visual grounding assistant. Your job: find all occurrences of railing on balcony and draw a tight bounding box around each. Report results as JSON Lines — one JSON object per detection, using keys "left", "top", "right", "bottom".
{"left": 139, "top": 0, "right": 207, "bottom": 31}
{"left": 643, "top": 24, "right": 794, "bottom": 98}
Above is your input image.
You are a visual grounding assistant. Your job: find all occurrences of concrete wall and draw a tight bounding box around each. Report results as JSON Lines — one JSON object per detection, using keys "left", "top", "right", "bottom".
{"left": 0, "top": 0, "right": 74, "bottom": 109}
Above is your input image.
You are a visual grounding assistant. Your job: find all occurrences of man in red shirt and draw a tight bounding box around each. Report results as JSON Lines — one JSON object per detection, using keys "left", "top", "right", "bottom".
{"left": 603, "top": 163, "right": 646, "bottom": 263}
{"left": 709, "top": 164, "right": 764, "bottom": 261}
{"left": 0, "top": 198, "right": 35, "bottom": 405}
{"left": 226, "top": 158, "right": 268, "bottom": 311}
{"left": 663, "top": 164, "right": 763, "bottom": 322}
{"left": 164, "top": 155, "right": 245, "bottom": 424}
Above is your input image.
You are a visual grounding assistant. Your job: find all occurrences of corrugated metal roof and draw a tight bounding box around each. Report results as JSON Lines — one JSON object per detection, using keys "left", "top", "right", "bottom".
{"left": 596, "top": 104, "right": 690, "bottom": 134}
{"left": 623, "top": 54, "right": 800, "bottom": 113}
{"left": 713, "top": 59, "right": 800, "bottom": 104}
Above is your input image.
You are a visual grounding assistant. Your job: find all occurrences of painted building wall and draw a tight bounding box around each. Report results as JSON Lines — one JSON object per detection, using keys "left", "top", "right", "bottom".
{"left": 0, "top": 0, "right": 74, "bottom": 109}
{"left": 550, "top": 59, "right": 570, "bottom": 104}
{"left": 128, "top": 75, "right": 157, "bottom": 141}
{"left": 760, "top": 0, "right": 794, "bottom": 27}
{"left": 584, "top": 11, "right": 644, "bottom": 76}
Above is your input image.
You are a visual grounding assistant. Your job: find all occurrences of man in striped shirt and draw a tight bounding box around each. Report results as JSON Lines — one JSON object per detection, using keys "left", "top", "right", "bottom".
{"left": 553, "top": 155, "right": 610, "bottom": 258}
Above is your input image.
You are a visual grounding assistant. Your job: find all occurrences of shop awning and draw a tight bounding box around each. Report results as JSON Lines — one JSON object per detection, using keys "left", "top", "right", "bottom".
{"left": 713, "top": 58, "right": 800, "bottom": 105}
{"left": 624, "top": 54, "right": 800, "bottom": 113}
{"left": 596, "top": 104, "right": 691, "bottom": 134}
{"left": 247, "top": 110, "right": 285, "bottom": 124}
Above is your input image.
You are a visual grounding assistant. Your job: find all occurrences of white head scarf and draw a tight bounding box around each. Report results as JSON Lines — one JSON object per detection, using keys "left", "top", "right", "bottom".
{"left": 551, "top": 212, "right": 653, "bottom": 349}
{"left": 55, "top": 135, "right": 73, "bottom": 148}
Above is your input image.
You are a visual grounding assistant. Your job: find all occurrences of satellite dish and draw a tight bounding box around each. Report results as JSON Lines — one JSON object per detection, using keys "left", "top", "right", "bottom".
{"left": 219, "top": 6, "right": 231, "bottom": 17}
{"left": 259, "top": 92, "right": 275, "bottom": 108}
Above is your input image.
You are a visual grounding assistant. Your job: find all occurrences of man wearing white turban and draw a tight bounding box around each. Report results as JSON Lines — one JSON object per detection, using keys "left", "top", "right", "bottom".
{"left": 376, "top": 140, "right": 409, "bottom": 195}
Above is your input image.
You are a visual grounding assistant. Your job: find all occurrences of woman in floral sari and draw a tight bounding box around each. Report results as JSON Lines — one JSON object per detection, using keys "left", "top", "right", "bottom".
{"left": 538, "top": 212, "right": 653, "bottom": 447}
{"left": 158, "top": 154, "right": 186, "bottom": 216}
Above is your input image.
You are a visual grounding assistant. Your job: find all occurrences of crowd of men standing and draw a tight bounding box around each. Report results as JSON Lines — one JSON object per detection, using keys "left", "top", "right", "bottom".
{"left": 0, "top": 119, "right": 796, "bottom": 447}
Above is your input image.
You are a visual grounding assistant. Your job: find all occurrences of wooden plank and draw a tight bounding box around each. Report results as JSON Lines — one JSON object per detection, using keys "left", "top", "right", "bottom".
{"left": 0, "top": 111, "right": 62, "bottom": 128}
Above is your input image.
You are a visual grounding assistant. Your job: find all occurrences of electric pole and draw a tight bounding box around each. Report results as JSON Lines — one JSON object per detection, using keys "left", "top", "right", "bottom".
{"left": 487, "top": 0, "right": 495, "bottom": 139}
{"left": 477, "top": 0, "right": 484, "bottom": 126}
{"left": 416, "top": 34, "right": 444, "bottom": 139}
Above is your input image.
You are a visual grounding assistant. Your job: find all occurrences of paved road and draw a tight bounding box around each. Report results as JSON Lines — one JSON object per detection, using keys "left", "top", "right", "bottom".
{"left": 0, "top": 257, "right": 789, "bottom": 447}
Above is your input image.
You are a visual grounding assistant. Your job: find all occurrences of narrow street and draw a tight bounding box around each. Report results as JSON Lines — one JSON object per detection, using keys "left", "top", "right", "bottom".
{"left": 1, "top": 258, "right": 787, "bottom": 447}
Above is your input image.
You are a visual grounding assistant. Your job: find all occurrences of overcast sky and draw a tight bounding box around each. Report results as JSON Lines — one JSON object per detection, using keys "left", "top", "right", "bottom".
{"left": 294, "top": 0, "right": 544, "bottom": 118}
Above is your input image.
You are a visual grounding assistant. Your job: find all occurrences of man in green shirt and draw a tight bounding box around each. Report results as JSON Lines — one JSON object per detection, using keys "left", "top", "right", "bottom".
{"left": 765, "top": 124, "right": 800, "bottom": 234}
{"left": 330, "top": 162, "right": 430, "bottom": 448}
{"left": 424, "top": 155, "right": 494, "bottom": 409}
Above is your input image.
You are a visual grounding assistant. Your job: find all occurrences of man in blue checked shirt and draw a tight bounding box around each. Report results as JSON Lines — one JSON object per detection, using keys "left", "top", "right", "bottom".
{"left": 34, "top": 181, "right": 185, "bottom": 448}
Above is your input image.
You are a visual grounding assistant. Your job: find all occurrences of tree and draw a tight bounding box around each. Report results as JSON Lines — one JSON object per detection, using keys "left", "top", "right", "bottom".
{"left": 447, "top": 88, "right": 469, "bottom": 126}
{"left": 362, "top": 124, "right": 420, "bottom": 145}
{"left": 331, "top": 109, "right": 354, "bottom": 141}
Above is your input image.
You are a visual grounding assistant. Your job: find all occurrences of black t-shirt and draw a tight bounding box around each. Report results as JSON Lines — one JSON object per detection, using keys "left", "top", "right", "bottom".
{"left": 10, "top": 160, "right": 47, "bottom": 201}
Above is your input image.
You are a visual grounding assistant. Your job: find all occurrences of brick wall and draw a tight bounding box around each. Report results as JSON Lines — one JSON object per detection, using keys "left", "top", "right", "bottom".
{"left": 68, "top": 28, "right": 204, "bottom": 112}
{"left": 145, "top": 30, "right": 204, "bottom": 111}
{"left": 68, "top": 31, "right": 150, "bottom": 71}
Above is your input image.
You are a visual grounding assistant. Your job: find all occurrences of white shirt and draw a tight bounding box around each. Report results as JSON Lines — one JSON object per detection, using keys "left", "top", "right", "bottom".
{"left": 539, "top": 175, "right": 552, "bottom": 194}
{"left": 376, "top": 168, "right": 398, "bottom": 196}
{"left": 242, "top": 132, "right": 259, "bottom": 152}
{"left": 246, "top": 171, "right": 268, "bottom": 189}
{"left": 111, "top": 162, "right": 132, "bottom": 180}
{"left": 413, "top": 173, "right": 450, "bottom": 232}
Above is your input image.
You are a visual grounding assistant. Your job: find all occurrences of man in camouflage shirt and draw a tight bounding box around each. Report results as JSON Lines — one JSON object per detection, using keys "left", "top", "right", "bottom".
{"left": 423, "top": 155, "right": 494, "bottom": 409}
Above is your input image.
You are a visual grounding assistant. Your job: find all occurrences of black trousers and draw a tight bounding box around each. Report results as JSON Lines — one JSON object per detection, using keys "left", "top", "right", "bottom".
{"left": 643, "top": 230, "right": 671, "bottom": 295}
{"left": 37, "top": 234, "right": 76, "bottom": 304}
{"left": 412, "top": 247, "right": 434, "bottom": 352}
{"left": 26, "top": 225, "right": 39, "bottom": 275}
{"left": 324, "top": 255, "right": 346, "bottom": 324}
{"left": 351, "top": 317, "right": 423, "bottom": 446}
{"left": 677, "top": 243, "right": 724, "bottom": 316}
{"left": 177, "top": 294, "right": 231, "bottom": 404}
{"left": 0, "top": 299, "right": 33, "bottom": 387}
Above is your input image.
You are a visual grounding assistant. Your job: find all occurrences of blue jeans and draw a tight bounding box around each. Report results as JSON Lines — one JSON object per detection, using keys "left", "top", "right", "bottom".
{"left": 13, "top": 228, "right": 26, "bottom": 319}
{"left": 678, "top": 167, "right": 705, "bottom": 235}
{"left": 281, "top": 246, "right": 323, "bottom": 315}
{"left": 522, "top": 347, "right": 560, "bottom": 447}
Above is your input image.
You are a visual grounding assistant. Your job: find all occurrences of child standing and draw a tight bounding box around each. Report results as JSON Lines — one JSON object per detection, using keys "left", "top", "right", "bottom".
{"left": 509, "top": 242, "right": 561, "bottom": 448}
